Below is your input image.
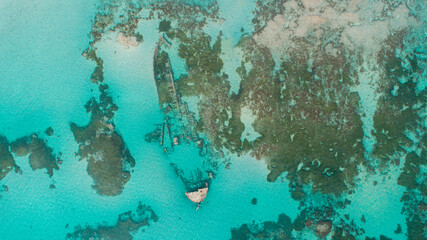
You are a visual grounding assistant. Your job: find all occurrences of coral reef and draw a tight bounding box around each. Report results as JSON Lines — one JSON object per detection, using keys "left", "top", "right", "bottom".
{"left": 231, "top": 214, "right": 293, "bottom": 240}
{"left": 10, "top": 134, "right": 59, "bottom": 177}
{"left": 72, "top": 0, "right": 146, "bottom": 196}
{"left": 168, "top": 30, "right": 245, "bottom": 153}
{"left": 76, "top": 0, "right": 425, "bottom": 238}
{"left": 44, "top": 127, "right": 54, "bottom": 136}
{"left": 0, "top": 135, "right": 15, "bottom": 180}
{"left": 231, "top": 202, "right": 366, "bottom": 240}
{"left": 70, "top": 84, "right": 135, "bottom": 196}
{"left": 373, "top": 29, "right": 426, "bottom": 164}
{"left": 67, "top": 202, "right": 158, "bottom": 240}
{"left": 372, "top": 18, "right": 426, "bottom": 240}
{"left": 234, "top": 34, "right": 365, "bottom": 195}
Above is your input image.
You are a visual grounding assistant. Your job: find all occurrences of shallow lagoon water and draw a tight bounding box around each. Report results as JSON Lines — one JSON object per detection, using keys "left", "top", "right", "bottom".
{"left": 1, "top": 0, "right": 425, "bottom": 239}
{"left": 94, "top": 17, "right": 299, "bottom": 239}
{"left": 344, "top": 167, "right": 407, "bottom": 238}
{"left": 0, "top": 1, "right": 298, "bottom": 239}
{"left": 0, "top": 0, "right": 97, "bottom": 139}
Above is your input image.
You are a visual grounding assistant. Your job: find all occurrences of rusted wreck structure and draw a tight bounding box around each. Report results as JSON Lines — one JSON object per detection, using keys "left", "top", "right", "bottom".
{"left": 150, "top": 35, "right": 211, "bottom": 208}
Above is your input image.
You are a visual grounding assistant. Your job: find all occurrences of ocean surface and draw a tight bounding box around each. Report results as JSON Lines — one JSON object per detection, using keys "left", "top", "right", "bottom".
{"left": 0, "top": 0, "right": 425, "bottom": 239}
{"left": 0, "top": 0, "right": 296, "bottom": 239}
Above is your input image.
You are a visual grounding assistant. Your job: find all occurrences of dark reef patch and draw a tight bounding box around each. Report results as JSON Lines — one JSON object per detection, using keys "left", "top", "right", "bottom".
{"left": 0, "top": 135, "right": 15, "bottom": 180}
{"left": 70, "top": 84, "right": 135, "bottom": 196}
{"left": 373, "top": 45, "right": 425, "bottom": 164}
{"left": 76, "top": 2, "right": 145, "bottom": 197}
{"left": 156, "top": 13, "right": 366, "bottom": 197}
{"left": 236, "top": 37, "right": 364, "bottom": 196}
{"left": 397, "top": 152, "right": 426, "bottom": 193}
{"left": 231, "top": 214, "right": 292, "bottom": 240}
{"left": 231, "top": 203, "right": 365, "bottom": 240}
{"left": 373, "top": 30, "right": 426, "bottom": 240}
{"left": 397, "top": 151, "right": 426, "bottom": 240}
{"left": 83, "top": 48, "right": 104, "bottom": 84}
{"left": 10, "top": 134, "right": 59, "bottom": 177}
{"left": 44, "top": 127, "right": 54, "bottom": 136}
{"left": 67, "top": 202, "right": 158, "bottom": 240}
{"left": 252, "top": 0, "right": 287, "bottom": 33}
{"left": 158, "top": 20, "right": 171, "bottom": 32}
{"left": 173, "top": 31, "right": 245, "bottom": 154}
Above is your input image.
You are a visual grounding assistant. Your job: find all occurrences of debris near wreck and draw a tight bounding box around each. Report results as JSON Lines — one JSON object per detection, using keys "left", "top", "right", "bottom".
{"left": 151, "top": 35, "right": 215, "bottom": 210}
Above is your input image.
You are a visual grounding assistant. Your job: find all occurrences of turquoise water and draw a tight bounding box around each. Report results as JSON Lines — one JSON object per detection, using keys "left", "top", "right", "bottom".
{"left": 1, "top": 0, "right": 425, "bottom": 239}
{"left": 0, "top": 1, "right": 297, "bottom": 239}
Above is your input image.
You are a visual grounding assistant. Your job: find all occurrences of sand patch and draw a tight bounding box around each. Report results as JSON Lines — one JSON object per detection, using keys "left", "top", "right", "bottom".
{"left": 254, "top": 0, "right": 418, "bottom": 62}
{"left": 116, "top": 32, "right": 140, "bottom": 48}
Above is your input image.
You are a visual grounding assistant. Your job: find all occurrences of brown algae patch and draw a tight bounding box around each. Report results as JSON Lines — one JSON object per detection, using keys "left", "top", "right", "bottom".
{"left": 82, "top": 1, "right": 146, "bottom": 84}
{"left": 231, "top": 214, "right": 293, "bottom": 240}
{"left": 372, "top": 28, "right": 426, "bottom": 239}
{"left": 152, "top": 29, "right": 245, "bottom": 155}
{"left": 396, "top": 152, "right": 426, "bottom": 239}
{"left": 231, "top": 203, "right": 367, "bottom": 239}
{"left": 398, "top": 152, "right": 426, "bottom": 194}
{"left": 156, "top": 13, "right": 365, "bottom": 196}
{"left": 67, "top": 202, "right": 158, "bottom": 240}
{"left": 236, "top": 37, "right": 364, "bottom": 196}
{"left": 83, "top": 48, "right": 104, "bottom": 84}
{"left": 0, "top": 135, "right": 15, "bottom": 180}
{"left": 44, "top": 127, "right": 54, "bottom": 136}
{"left": 373, "top": 30, "right": 426, "bottom": 164}
{"left": 171, "top": 31, "right": 245, "bottom": 153}
{"left": 10, "top": 134, "right": 59, "bottom": 177}
{"left": 76, "top": 1, "right": 146, "bottom": 196}
{"left": 70, "top": 84, "right": 135, "bottom": 196}
{"left": 153, "top": 5, "right": 366, "bottom": 196}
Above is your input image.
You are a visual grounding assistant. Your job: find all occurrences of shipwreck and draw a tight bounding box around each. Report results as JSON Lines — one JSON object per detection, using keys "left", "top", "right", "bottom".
{"left": 185, "top": 182, "right": 209, "bottom": 210}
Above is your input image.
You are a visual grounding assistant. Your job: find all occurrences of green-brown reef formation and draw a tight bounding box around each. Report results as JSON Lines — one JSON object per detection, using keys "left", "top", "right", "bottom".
{"left": 155, "top": 29, "right": 244, "bottom": 155}
{"left": 373, "top": 30, "right": 426, "bottom": 164}
{"left": 81, "top": 0, "right": 425, "bottom": 238}
{"left": 158, "top": 25, "right": 364, "bottom": 196}
{"left": 0, "top": 135, "right": 15, "bottom": 180}
{"left": 149, "top": 1, "right": 425, "bottom": 238}
{"left": 231, "top": 203, "right": 371, "bottom": 240}
{"left": 82, "top": 0, "right": 144, "bottom": 85}
{"left": 73, "top": 0, "right": 151, "bottom": 196}
{"left": 373, "top": 27, "right": 426, "bottom": 240}
{"left": 175, "top": 32, "right": 245, "bottom": 153}
{"left": 67, "top": 202, "right": 158, "bottom": 240}
{"left": 1, "top": 131, "right": 60, "bottom": 180}
{"left": 240, "top": 37, "right": 364, "bottom": 196}
{"left": 153, "top": 0, "right": 426, "bottom": 202}
{"left": 70, "top": 84, "right": 135, "bottom": 196}
{"left": 10, "top": 133, "right": 60, "bottom": 177}
{"left": 231, "top": 214, "right": 293, "bottom": 240}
